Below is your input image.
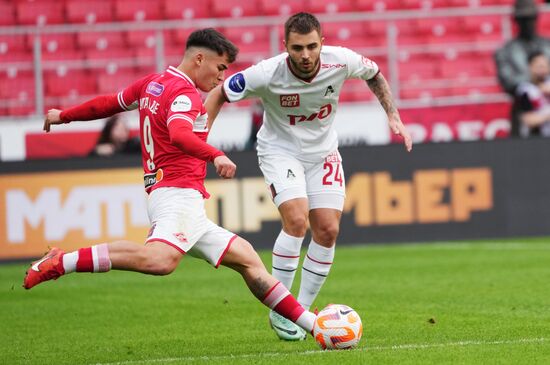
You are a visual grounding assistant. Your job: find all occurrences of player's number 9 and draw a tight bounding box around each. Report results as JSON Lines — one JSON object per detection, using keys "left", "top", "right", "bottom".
{"left": 143, "top": 116, "right": 155, "bottom": 170}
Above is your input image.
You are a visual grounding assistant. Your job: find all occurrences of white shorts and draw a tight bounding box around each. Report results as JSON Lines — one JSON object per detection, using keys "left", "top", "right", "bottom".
{"left": 146, "top": 187, "right": 237, "bottom": 268}
{"left": 258, "top": 150, "right": 346, "bottom": 211}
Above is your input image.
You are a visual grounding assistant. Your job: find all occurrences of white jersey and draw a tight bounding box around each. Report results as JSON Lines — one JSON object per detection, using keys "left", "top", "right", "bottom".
{"left": 222, "top": 46, "right": 379, "bottom": 162}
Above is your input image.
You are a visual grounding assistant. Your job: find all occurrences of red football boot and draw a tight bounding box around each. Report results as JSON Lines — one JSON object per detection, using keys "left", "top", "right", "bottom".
{"left": 23, "top": 247, "right": 65, "bottom": 290}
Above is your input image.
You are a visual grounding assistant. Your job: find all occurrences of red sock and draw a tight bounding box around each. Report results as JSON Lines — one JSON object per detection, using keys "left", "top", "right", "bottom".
{"left": 263, "top": 282, "right": 305, "bottom": 322}
{"left": 76, "top": 248, "right": 93, "bottom": 272}
{"left": 72, "top": 244, "right": 111, "bottom": 273}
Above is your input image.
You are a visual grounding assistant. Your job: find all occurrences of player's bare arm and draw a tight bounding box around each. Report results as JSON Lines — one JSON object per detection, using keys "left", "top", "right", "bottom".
{"left": 205, "top": 85, "right": 227, "bottom": 130}
{"left": 367, "top": 73, "right": 413, "bottom": 152}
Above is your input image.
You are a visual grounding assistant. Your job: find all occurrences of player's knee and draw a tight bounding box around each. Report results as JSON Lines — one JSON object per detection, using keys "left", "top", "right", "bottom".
{"left": 142, "top": 245, "right": 180, "bottom": 275}
{"left": 284, "top": 215, "right": 308, "bottom": 236}
{"left": 314, "top": 223, "right": 340, "bottom": 245}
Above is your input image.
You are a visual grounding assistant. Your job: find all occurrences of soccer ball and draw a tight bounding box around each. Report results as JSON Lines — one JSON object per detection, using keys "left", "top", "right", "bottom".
{"left": 313, "top": 304, "right": 362, "bottom": 350}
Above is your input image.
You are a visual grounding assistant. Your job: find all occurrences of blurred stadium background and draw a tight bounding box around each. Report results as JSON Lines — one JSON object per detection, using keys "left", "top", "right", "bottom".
{"left": 1, "top": 0, "right": 550, "bottom": 260}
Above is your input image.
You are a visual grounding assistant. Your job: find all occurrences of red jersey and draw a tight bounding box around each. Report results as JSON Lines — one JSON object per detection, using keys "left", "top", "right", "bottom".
{"left": 117, "top": 66, "right": 220, "bottom": 197}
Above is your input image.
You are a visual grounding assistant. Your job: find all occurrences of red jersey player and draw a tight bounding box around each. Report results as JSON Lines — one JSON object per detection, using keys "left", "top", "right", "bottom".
{"left": 24, "top": 28, "right": 317, "bottom": 338}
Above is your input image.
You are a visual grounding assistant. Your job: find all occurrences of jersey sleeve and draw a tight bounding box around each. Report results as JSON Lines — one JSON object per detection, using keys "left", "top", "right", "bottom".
{"left": 222, "top": 63, "right": 267, "bottom": 103}
{"left": 118, "top": 74, "right": 156, "bottom": 111}
{"left": 342, "top": 47, "right": 380, "bottom": 81}
{"left": 165, "top": 89, "right": 202, "bottom": 128}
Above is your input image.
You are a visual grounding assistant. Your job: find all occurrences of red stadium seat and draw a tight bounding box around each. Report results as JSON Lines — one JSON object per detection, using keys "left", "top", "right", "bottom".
{"left": 450, "top": 84, "right": 503, "bottom": 97}
{"left": 355, "top": 0, "right": 400, "bottom": 12}
{"left": 0, "top": 75, "right": 35, "bottom": 101}
{"left": 340, "top": 79, "right": 375, "bottom": 102}
{"left": 0, "top": 35, "right": 27, "bottom": 54}
{"left": 77, "top": 32, "right": 126, "bottom": 50}
{"left": 85, "top": 48, "right": 135, "bottom": 61}
{"left": 414, "top": 18, "right": 463, "bottom": 36}
{"left": 97, "top": 69, "right": 141, "bottom": 94}
{"left": 171, "top": 28, "right": 197, "bottom": 46}
{"left": 212, "top": 0, "right": 261, "bottom": 18}
{"left": 259, "top": 0, "right": 307, "bottom": 16}
{"left": 124, "top": 30, "right": 158, "bottom": 48}
{"left": 25, "top": 34, "right": 77, "bottom": 53}
{"left": 0, "top": 2, "right": 16, "bottom": 26}
{"left": 439, "top": 58, "right": 493, "bottom": 79}
{"left": 427, "top": 33, "right": 473, "bottom": 45}
{"left": 223, "top": 26, "right": 271, "bottom": 56}
{"left": 364, "top": 20, "right": 390, "bottom": 37}
{"left": 462, "top": 15, "right": 502, "bottom": 35}
{"left": 400, "top": 87, "right": 451, "bottom": 100}
{"left": 0, "top": 51, "right": 33, "bottom": 64}
{"left": 114, "top": 0, "right": 162, "bottom": 21}
{"left": 45, "top": 70, "right": 97, "bottom": 97}
{"left": 163, "top": 0, "right": 210, "bottom": 19}
{"left": 307, "top": 0, "right": 354, "bottom": 14}
{"left": 66, "top": 0, "right": 115, "bottom": 24}
{"left": 8, "top": 104, "right": 36, "bottom": 117}
{"left": 16, "top": 0, "right": 65, "bottom": 25}
{"left": 41, "top": 49, "right": 86, "bottom": 62}
{"left": 398, "top": 58, "right": 439, "bottom": 82}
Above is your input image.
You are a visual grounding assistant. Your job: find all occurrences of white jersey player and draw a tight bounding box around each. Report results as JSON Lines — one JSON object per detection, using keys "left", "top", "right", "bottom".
{"left": 207, "top": 12, "right": 412, "bottom": 341}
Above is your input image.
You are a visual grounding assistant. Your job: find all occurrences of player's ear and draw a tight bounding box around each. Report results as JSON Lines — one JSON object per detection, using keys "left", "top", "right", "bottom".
{"left": 195, "top": 52, "right": 204, "bottom": 66}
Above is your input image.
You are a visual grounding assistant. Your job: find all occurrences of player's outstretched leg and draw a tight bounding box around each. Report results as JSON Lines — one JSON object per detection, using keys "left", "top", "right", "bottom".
{"left": 23, "top": 240, "right": 182, "bottom": 290}
{"left": 220, "top": 236, "right": 316, "bottom": 340}
{"left": 270, "top": 229, "right": 306, "bottom": 340}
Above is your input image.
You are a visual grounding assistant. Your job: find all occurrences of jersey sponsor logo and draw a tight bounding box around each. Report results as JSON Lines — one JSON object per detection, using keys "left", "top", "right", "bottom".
{"left": 171, "top": 95, "right": 192, "bottom": 112}
{"left": 144, "top": 169, "right": 164, "bottom": 189}
{"left": 146, "top": 82, "right": 164, "bottom": 97}
{"left": 280, "top": 94, "right": 300, "bottom": 107}
{"left": 287, "top": 103, "right": 332, "bottom": 125}
{"left": 228, "top": 73, "right": 245, "bottom": 93}
{"left": 324, "top": 85, "right": 335, "bottom": 97}
{"left": 321, "top": 63, "right": 346, "bottom": 69}
{"left": 173, "top": 232, "right": 188, "bottom": 243}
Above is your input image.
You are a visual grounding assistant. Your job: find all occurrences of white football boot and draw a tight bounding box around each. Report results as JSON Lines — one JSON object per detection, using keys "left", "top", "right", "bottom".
{"left": 269, "top": 310, "right": 307, "bottom": 341}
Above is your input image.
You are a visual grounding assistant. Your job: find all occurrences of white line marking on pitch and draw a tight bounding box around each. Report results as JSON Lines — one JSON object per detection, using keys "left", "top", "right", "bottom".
{"left": 91, "top": 337, "right": 547, "bottom": 365}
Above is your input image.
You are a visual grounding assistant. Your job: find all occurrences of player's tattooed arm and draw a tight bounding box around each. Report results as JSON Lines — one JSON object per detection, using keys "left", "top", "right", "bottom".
{"left": 367, "top": 73, "right": 413, "bottom": 152}
{"left": 366, "top": 73, "right": 398, "bottom": 118}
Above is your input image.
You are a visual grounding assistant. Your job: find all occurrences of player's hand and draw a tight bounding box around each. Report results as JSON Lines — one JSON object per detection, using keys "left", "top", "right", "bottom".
{"left": 213, "top": 155, "right": 236, "bottom": 179}
{"left": 43, "top": 109, "right": 65, "bottom": 132}
{"left": 389, "top": 117, "right": 413, "bottom": 152}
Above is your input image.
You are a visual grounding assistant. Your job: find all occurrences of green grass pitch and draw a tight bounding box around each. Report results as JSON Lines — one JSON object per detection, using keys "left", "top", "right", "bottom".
{"left": 2, "top": 238, "right": 550, "bottom": 365}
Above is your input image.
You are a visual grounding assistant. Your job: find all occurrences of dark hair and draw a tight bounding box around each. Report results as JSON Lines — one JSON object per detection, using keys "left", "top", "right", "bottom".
{"left": 527, "top": 50, "right": 546, "bottom": 64}
{"left": 284, "top": 12, "right": 322, "bottom": 42}
{"left": 186, "top": 28, "right": 239, "bottom": 63}
{"left": 96, "top": 115, "right": 123, "bottom": 144}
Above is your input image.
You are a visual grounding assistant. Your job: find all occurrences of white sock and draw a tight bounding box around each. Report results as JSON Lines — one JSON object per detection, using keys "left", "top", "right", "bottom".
{"left": 272, "top": 230, "right": 304, "bottom": 291}
{"left": 296, "top": 310, "right": 316, "bottom": 333}
{"left": 62, "top": 251, "right": 78, "bottom": 273}
{"left": 297, "top": 240, "right": 335, "bottom": 310}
